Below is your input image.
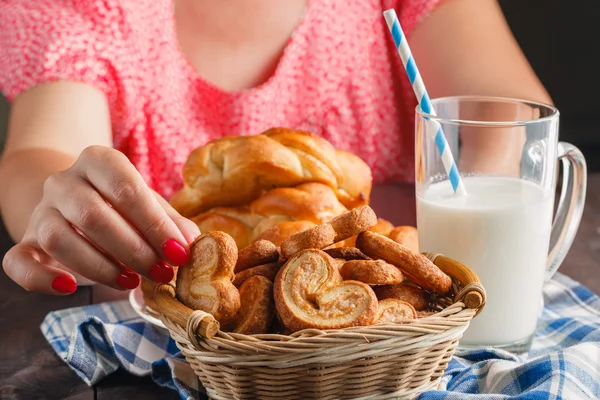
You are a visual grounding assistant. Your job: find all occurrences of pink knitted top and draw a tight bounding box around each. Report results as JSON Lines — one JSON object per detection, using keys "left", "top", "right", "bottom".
{"left": 0, "top": 0, "right": 444, "bottom": 198}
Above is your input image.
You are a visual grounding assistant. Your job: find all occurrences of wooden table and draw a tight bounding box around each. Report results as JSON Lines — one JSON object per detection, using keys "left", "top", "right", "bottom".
{"left": 1, "top": 178, "right": 599, "bottom": 400}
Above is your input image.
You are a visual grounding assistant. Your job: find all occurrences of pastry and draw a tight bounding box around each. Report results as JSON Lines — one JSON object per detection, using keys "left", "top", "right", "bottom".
{"left": 190, "top": 183, "right": 347, "bottom": 249}
{"left": 339, "top": 260, "right": 404, "bottom": 285}
{"left": 254, "top": 220, "right": 316, "bottom": 247}
{"left": 329, "top": 205, "right": 378, "bottom": 243}
{"left": 324, "top": 247, "right": 371, "bottom": 261}
{"left": 388, "top": 226, "right": 419, "bottom": 253}
{"left": 273, "top": 249, "right": 378, "bottom": 332}
{"left": 371, "top": 218, "right": 395, "bottom": 237}
{"left": 333, "top": 149, "right": 372, "bottom": 209}
{"left": 191, "top": 207, "right": 261, "bottom": 249}
{"left": 250, "top": 182, "right": 347, "bottom": 225}
{"left": 280, "top": 224, "right": 336, "bottom": 259}
{"left": 235, "top": 240, "right": 279, "bottom": 273}
{"left": 231, "top": 276, "right": 275, "bottom": 335}
{"left": 330, "top": 218, "right": 395, "bottom": 248}
{"left": 233, "top": 262, "right": 282, "bottom": 287}
{"left": 170, "top": 129, "right": 371, "bottom": 217}
{"left": 356, "top": 231, "right": 452, "bottom": 294}
{"left": 374, "top": 282, "right": 430, "bottom": 311}
{"left": 332, "top": 258, "right": 347, "bottom": 270}
{"left": 175, "top": 232, "right": 241, "bottom": 325}
{"left": 375, "top": 299, "right": 417, "bottom": 323}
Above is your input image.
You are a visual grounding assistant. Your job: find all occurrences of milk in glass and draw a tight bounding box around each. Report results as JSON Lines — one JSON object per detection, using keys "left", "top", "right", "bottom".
{"left": 417, "top": 176, "right": 553, "bottom": 346}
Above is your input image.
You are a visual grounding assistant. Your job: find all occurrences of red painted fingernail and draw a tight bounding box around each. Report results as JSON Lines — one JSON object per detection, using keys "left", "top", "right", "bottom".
{"left": 52, "top": 276, "right": 78, "bottom": 294}
{"left": 149, "top": 261, "right": 174, "bottom": 284}
{"left": 116, "top": 269, "right": 140, "bottom": 290}
{"left": 162, "top": 239, "right": 189, "bottom": 266}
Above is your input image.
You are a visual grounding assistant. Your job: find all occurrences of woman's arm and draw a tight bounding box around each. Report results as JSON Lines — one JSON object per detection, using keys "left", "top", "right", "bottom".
{"left": 0, "top": 82, "right": 112, "bottom": 241}
{"left": 1, "top": 82, "right": 198, "bottom": 293}
{"left": 410, "top": 0, "right": 552, "bottom": 174}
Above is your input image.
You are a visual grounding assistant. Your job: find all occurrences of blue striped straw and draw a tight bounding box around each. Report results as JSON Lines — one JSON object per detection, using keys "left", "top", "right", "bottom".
{"left": 383, "top": 9, "right": 466, "bottom": 196}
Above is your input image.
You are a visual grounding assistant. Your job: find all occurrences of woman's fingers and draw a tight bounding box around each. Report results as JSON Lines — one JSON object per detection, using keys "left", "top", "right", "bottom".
{"left": 47, "top": 174, "right": 173, "bottom": 283}
{"left": 3, "top": 243, "right": 78, "bottom": 295}
{"left": 155, "top": 192, "right": 200, "bottom": 245}
{"left": 75, "top": 147, "right": 191, "bottom": 266}
{"left": 32, "top": 208, "right": 140, "bottom": 290}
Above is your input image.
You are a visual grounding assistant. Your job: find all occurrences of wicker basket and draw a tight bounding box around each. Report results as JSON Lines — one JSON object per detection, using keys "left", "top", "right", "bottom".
{"left": 156, "top": 253, "right": 486, "bottom": 400}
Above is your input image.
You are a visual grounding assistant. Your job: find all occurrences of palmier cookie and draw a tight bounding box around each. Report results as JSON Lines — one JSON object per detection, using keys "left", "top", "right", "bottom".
{"left": 329, "top": 205, "right": 378, "bottom": 243}
{"left": 388, "top": 226, "right": 419, "bottom": 253}
{"left": 176, "top": 231, "right": 241, "bottom": 325}
{"left": 233, "top": 262, "right": 282, "bottom": 287}
{"left": 356, "top": 231, "right": 452, "bottom": 294}
{"left": 340, "top": 260, "right": 404, "bottom": 285}
{"left": 280, "top": 224, "right": 336, "bottom": 259}
{"left": 274, "top": 249, "right": 378, "bottom": 332}
{"left": 231, "top": 276, "right": 275, "bottom": 335}
{"left": 235, "top": 240, "right": 279, "bottom": 273}
{"left": 374, "top": 283, "right": 430, "bottom": 311}
{"left": 375, "top": 299, "right": 417, "bottom": 324}
{"left": 324, "top": 247, "right": 371, "bottom": 261}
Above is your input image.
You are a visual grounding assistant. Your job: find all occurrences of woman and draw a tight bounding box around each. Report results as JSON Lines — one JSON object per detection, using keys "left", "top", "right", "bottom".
{"left": 0, "top": 0, "right": 551, "bottom": 294}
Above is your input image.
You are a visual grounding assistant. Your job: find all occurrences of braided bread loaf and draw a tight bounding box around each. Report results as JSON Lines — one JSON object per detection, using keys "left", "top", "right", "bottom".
{"left": 170, "top": 128, "right": 372, "bottom": 217}
{"left": 190, "top": 183, "right": 348, "bottom": 248}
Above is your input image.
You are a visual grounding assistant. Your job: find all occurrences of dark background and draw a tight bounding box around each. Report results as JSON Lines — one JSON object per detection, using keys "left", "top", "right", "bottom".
{"left": 500, "top": 0, "right": 600, "bottom": 171}
{"left": 0, "top": 0, "right": 599, "bottom": 167}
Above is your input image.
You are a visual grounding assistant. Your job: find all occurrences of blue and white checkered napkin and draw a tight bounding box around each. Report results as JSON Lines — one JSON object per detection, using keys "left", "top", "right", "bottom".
{"left": 41, "top": 272, "right": 600, "bottom": 400}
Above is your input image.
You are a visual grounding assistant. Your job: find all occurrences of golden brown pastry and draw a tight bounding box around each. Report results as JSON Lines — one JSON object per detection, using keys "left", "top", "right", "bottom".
{"left": 250, "top": 182, "right": 347, "bottom": 225}
{"left": 324, "top": 247, "right": 371, "bottom": 261}
{"left": 334, "top": 149, "right": 372, "bottom": 209}
{"left": 356, "top": 231, "right": 452, "bottom": 294}
{"left": 388, "top": 226, "right": 419, "bottom": 253}
{"left": 191, "top": 207, "right": 261, "bottom": 249}
{"left": 189, "top": 183, "right": 348, "bottom": 249}
{"left": 274, "top": 249, "right": 378, "bottom": 332}
{"left": 375, "top": 299, "right": 417, "bottom": 323}
{"left": 331, "top": 217, "right": 396, "bottom": 248}
{"left": 329, "top": 205, "right": 378, "bottom": 243}
{"left": 235, "top": 240, "right": 279, "bottom": 273}
{"left": 231, "top": 276, "right": 275, "bottom": 335}
{"left": 253, "top": 220, "right": 316, "bottom": 247}
{"left": 170, "top": 129, "right": 371, "bottom": 217}
{"left": 339, "top": 260, "right": 404, "bottom": 285}
{"left": 374, "top": 283, "right": 430, "bottom": 311}
{"left": 372, "top": 218, "right": 396, "bottom": 236}
{"left": 233, "top": 262, "right": 282, "bottom": 287}
{"left": 175, "top": 232, "right": 240, "bottom": 325}
{"left": 280, "top": 224, "right": 336, "bottom": 259}
{"left": 332, "top": 258, "right": 347, "bottom": 270}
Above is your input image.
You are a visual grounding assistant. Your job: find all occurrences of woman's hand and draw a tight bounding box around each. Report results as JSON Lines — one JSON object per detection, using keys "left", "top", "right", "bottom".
{"left": 2, "top": 145, "right": 200, "bottom": 294}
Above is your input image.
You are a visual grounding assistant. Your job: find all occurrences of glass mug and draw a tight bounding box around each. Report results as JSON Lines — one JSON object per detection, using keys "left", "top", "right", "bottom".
{"left": 415, "top": 96, "right": 586, "bottom": 353}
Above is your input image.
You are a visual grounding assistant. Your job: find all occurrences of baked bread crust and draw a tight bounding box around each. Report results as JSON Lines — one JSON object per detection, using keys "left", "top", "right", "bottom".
{"left": 274, "top": 249, "right": 378, "bottom": 332}
{"left": 175, "top": 231, "right": 240, "bottom": 325}
{"left": 356, "top": 231, "right": 452, "bottom": 294}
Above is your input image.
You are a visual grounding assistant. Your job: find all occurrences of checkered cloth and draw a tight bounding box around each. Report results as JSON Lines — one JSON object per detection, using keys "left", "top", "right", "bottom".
{"left": 41, "top": 272, "right": 600, "bottom": 399}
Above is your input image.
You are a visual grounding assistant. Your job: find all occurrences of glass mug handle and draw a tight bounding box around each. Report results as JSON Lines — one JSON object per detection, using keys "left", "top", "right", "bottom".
{"left": 545, "top": 142, "right": 587, "bottom": 282}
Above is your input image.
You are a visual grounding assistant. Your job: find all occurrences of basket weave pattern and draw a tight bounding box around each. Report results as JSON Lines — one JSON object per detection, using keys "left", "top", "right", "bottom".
{"left": 158, "top": 255, "right": 486, "bottom": 400}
